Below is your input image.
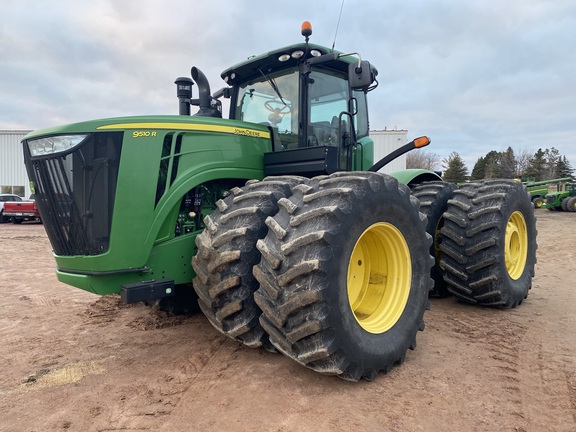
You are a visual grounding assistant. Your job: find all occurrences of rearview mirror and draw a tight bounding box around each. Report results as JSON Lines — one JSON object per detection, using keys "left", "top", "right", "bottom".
{"left": 349, "top": 60, "right": 376, "bottom": 90}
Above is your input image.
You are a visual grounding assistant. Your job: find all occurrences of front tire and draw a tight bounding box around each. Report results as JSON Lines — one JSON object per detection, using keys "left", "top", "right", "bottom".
{"left": 532, "top": 196, "right": 544, "bottom": 208}
{"left": 192, "top": 176, "right": 305, "bottom": 348}
{"left": 440, "top": 180, "right": 537, "bottom": 307}
{"left": 253, "top": 172, "right": 433, "bottom": 381}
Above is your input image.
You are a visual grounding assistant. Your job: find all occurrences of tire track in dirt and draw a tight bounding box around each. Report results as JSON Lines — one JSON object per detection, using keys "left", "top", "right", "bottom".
{"left": 566, "top": 371, "right": 576, "bottom": 424}
{"left": 442, "top": 306, "right": 529, "bottom": 423}
{"left": 105, "top": 334, "right": 240, "bottom": 431}
{"left": 511, "top": 211, "right": 576, "bottom": 431}
{"left": 75, "top": 294, "right": 241, "bottom": 431}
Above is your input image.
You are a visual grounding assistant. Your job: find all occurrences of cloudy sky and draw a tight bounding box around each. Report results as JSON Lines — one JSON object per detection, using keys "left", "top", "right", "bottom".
{"left": 1, "top": 0, "right": 575, "bottom": 171}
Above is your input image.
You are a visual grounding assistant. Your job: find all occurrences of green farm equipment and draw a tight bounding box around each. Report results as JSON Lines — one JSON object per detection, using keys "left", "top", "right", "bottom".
{"left": 544, "top": 183, "right": 576, "bottom": 211}
{"left": 523, "top": 178, "right": 571, "bottom": 208}
{"left": 22, "top": 23, "right": 537, "bottom": 381}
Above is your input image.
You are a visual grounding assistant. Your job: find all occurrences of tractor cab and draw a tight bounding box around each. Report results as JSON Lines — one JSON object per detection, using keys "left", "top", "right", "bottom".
{"left": 212, "top": 23, "right": 378, "bottom": 176}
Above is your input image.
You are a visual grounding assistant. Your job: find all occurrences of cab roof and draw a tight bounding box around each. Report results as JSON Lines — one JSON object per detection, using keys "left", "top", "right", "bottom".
{"left": 220, "top": 43, "right": 356, "bottom": 85}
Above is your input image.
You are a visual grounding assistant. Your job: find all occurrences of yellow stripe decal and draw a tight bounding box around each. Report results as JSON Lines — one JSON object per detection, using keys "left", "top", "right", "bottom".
{"left": 96, "top": 122, "right": 270, "bottom": 139}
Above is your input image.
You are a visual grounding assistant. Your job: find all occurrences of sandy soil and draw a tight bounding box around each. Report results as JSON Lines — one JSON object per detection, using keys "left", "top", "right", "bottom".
{"left": 1, "top": 211, "right": 575, "bottom": 432}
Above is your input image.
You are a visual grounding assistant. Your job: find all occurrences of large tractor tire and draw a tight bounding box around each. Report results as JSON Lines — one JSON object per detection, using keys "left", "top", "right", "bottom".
{"left": 192, "top": 176, "right": 305, "bottom": 348}
{"left": 561, "top": 198, "right": 569, "bottom": 212}
{"left": 567, "top": 197, "right": 576, "bottom": 212}
{"left": 412, "top": 181, "right": 457, "bottom": 297}
{"left": 253, "top": 172, "right": 433, "bottom": 381}
{"left": 440, "top": 180, "right": 537, "bottom": 307}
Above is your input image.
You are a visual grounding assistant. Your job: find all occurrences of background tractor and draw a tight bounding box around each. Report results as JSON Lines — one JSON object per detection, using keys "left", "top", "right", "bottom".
{"left": 523, "top": 177, "right": 571, "bottom": 208}
{"left": 21, "top": 23, "right": 537, "bottom": 381}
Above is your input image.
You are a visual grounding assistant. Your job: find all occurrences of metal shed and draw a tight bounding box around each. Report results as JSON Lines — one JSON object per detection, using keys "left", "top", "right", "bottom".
{"left": 0, "top": 130, "right": 33, "bottom": 198}
{"left": 370, "top": 129, "right": 407, "bottom": 174}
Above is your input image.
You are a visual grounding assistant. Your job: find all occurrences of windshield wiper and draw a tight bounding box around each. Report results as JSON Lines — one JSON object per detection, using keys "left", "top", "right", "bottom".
{"left": 258, "top": 68, "right": 287, "bottom": 106}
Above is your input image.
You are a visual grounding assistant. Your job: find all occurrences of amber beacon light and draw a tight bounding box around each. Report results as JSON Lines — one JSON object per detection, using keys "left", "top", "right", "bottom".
{"left": 301, "top": 21, "right": 312, "bottom": 38}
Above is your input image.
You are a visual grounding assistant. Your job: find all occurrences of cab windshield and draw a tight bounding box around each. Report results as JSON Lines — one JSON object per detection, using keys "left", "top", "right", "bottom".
{"left": 234, "top": 66, "right": 368, "bottom": 151}
{"left": 235, "top": 69, "right": 299, "bottom": 150}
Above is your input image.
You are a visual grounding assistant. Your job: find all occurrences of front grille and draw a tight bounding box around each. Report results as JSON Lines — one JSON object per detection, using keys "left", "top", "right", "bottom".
{"left": 24, "top": 132, "right": 123, "bottom": 256}
{"left": 546, "top": 195, "right": 555, "bottom": 204}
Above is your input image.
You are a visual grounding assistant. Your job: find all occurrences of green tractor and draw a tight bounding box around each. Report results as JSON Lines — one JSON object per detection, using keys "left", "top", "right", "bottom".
{"left": 544, "top": 182, "right": 576, "bottom": 211}
{"left": 523, "top": 177, "right": 572, "bottom": 208}
{"left": 22, "top": 23, "right": 537, "bottom": 381}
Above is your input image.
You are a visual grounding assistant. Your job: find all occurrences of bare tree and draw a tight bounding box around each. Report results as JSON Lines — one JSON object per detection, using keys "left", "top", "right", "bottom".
{"left": 515, "top": 147, "right": 532, "bottom": 179}
{"left": 544, "top": 147, "right": 561, "bottom": 179}
{"left": 406, "top": 150, "right": 442, "bottom": 171}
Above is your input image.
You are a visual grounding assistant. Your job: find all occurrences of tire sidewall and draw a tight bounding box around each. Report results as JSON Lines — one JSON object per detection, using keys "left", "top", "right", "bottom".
{"left": 326, "top": 188, "right": 430, "bottom": 364}
{"left": 497, "top": 184, "right": 537, "bottom": 303}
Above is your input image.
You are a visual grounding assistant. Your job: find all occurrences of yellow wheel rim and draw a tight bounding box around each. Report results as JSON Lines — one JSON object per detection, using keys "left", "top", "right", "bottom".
{"left": 505, "top": 211, "right": 528, "bottom": 280}
{"left": 347, "top": 222, "right": 411, "bottom": 334}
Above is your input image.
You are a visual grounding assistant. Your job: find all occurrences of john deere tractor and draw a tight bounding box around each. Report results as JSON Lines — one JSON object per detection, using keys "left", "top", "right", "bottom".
{"left": 544, "top": 182, "right": 576, "bottom": 211}
{"left": 22, "top": 23, "right": 537, "bottom": 381}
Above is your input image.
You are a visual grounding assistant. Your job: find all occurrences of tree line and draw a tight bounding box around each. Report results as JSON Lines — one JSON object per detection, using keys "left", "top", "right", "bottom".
{"left": 406, "top": 147, "right": 575, "bottom": 184}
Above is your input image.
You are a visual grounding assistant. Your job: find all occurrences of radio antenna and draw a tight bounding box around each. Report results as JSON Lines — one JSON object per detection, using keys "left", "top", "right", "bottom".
{"left": 331, "top": 0, "right": 345, "bottom": 52}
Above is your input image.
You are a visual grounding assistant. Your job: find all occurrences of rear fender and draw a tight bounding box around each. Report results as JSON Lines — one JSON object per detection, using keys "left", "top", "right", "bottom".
{"left": 390, "top": 169, "right": 443, "bottom": 187}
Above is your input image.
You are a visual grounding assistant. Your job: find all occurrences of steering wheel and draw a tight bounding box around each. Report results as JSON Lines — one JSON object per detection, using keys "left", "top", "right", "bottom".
{"left": 264, "top": 99, "right": 291, "bottom": 114}
{"left": 264, "top": 99, "right": 291, "bottom": 126}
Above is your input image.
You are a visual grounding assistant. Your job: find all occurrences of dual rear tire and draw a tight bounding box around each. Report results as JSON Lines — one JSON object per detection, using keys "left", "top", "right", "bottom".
{"left": 412, "top": 182, "right": 456, "bottom": 297}
{"left": 440, "top": 180, "right": 537, "bottom": 307}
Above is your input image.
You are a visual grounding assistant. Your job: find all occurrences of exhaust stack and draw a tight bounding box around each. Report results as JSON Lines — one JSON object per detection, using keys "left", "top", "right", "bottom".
{"left": 191, "top": 67, "right": 221, "bottom": 117}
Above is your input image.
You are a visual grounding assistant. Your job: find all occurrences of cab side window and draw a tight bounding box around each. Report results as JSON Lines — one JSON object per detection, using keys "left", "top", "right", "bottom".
{"left": 308, "top": 70, "right": 349, "bottom": 147}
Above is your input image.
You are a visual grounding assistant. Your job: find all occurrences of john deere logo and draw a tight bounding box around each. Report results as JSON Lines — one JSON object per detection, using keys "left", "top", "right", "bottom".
{"left": 234, "top": 128, "right": 262, "bottom": 138}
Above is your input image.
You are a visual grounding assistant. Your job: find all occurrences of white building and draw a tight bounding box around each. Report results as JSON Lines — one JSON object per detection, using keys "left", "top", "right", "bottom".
{"left": 370, "top": 129, "right": 408, "bottom": 174}
{"left": 0, "top": 130, "right": 33, "bottom": 198}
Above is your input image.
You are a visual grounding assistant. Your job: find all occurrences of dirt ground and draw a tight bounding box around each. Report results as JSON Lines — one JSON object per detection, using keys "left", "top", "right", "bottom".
{"left": 1, "top": 211, "right": 575, "bottom": 432}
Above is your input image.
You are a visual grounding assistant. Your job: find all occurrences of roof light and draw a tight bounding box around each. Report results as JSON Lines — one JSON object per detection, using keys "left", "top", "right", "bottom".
{"left": 291, "top": 50, "right": 304, "bottom": 59}
{"left": 310, "top": 49, "right": 322, "bottom": 57}
{"left": 301, "top": 21, "right": 312, "bottom": 38}
{"left": 278, "top": 54, "right": 291, "bottom": 62}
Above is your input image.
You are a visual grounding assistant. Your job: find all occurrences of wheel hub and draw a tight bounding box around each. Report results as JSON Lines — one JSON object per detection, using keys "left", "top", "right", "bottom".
{"left": 505, "top": 211, "right": 528, "bottom": 280}
{"left": 347, "top": 222, "right": 411, "bottom": 334}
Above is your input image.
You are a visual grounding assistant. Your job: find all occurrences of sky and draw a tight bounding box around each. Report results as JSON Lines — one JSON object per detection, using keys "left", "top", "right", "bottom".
{"left": 1, "top": 0, "right": 575, "bottom": 172}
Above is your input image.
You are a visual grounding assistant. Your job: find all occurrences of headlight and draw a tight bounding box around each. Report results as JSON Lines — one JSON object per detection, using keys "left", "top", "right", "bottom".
{"left": 27, "top": 134, "right": 89, "bottom": 157}
{"left": 291, "top": 50, "right": 304, "bottom": 59}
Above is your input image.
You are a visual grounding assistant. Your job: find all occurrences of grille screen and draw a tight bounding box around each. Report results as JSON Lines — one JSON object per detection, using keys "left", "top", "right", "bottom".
{"left": 24, "top": 132, "right": 123, "bottom": 256}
